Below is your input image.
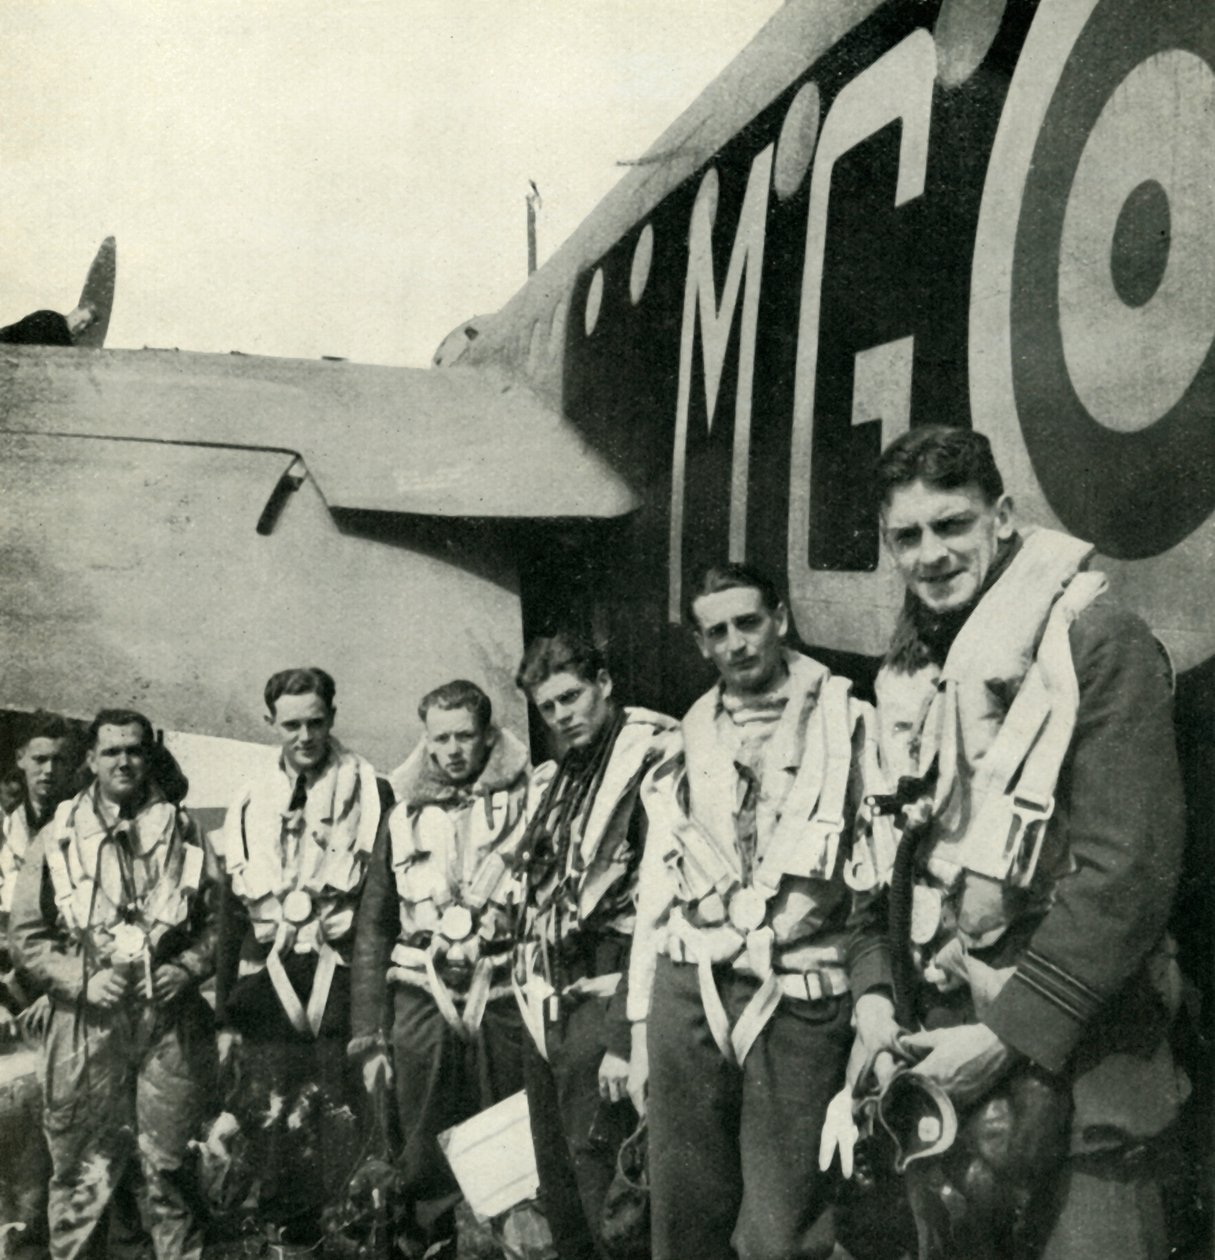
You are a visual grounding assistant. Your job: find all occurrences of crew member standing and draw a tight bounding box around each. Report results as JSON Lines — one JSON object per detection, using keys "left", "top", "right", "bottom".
{"left": 832, "top": 427, "right": 1187, "bottom": 1260}
{"left": 214, "top": 667, "right": 387, "bottom": 1247}
{"left": 10, "top": 708, "right": 216, "bottom": 1260}
{"left": 0, "top": 712, "right": 74, "bottom": 917}
{"left": 349, "top": 680, "right": 553, "bottom": 1260}
{"left": 1, "top": 711, "right": 75, "bottom": 1017}
{"left": 514, "top": 630, "right": 675, "bottom": 1260}
{"left": 631, "top": 563, "right": 885, "bottom": 1260}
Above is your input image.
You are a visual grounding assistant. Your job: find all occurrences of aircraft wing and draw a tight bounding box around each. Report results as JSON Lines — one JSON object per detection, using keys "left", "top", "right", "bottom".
{"left": 0, "top": 347, "right": 638, "bottom": 518}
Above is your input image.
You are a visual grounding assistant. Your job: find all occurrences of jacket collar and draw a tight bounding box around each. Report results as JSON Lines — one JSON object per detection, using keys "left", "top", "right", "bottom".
{"left": 67, "top": 780, "right": 175, "bottom": 857}
{"left": 390, "top": 727, "right": 528, "bottom": 807}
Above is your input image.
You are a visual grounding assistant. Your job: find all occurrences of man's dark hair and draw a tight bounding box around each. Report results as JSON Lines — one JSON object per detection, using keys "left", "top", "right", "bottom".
{"left": 18, "top": 710, "right": 72, "bottom": 750}
{"left": 87, "top": 709, "right": 155, "bottom": 751}
{"left": 516, "top": 629, "right": 607, "bottom": 693}
{"left": 686, "top": 562, "right": 783, "bottom": 628}
{"left": 264, "top": 667, "right": 337, "bottom": 716}
{"left": 875, "top": 425, "right": 1004, "bottom": 508}
{"left": 418, "top": 679, "right": 493, "bottom": 732}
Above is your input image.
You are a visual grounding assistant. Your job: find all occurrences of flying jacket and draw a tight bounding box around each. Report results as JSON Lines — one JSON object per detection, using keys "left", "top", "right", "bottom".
{"left": 868, "top": 528, "right": 1187, "bottom": 1149}
{"left": 349, "top": 727, "right": 530, "bottom": 1048}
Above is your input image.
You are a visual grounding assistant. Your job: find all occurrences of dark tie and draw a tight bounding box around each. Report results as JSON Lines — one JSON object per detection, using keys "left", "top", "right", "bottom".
{"left": 734, "top": 762, "right": 759, "bottom": 886}
{"left": 288, "top": 773, "right": 308, "bottom": 813}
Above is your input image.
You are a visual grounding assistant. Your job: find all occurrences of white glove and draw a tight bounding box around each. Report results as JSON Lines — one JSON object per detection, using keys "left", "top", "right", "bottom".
{"left": 817, "top": 1084, "right": 860, "bottom": 1178}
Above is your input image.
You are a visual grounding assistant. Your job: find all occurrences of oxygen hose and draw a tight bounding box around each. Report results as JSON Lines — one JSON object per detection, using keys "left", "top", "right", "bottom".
{"left": 868, "top": 770, "right": 937, "bottom": 1031}
{"left": 887, "top": 816, "right": 928, "bottom": 1031}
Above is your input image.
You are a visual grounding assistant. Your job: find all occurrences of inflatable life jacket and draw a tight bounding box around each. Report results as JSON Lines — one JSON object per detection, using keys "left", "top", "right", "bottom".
{"left": 874, "top": 528, "right": 1107, "bottom": 982}
{"left": 513, "top": 706, "right": 675, "bottom": 1058}
{"left": 645, "top": 653, "right": 877, "bottom": 1065}
{"left": 0, "top": 805, "right": 38, "bottom": 916}
{"left": 220, "top": 739, "right": 380, "bottom": 1035}
{"left": 44, "top": 784, "right": 204, "bottom": 970}
{"left": 385, "top": 729, "right": 528, "bottom": 1037}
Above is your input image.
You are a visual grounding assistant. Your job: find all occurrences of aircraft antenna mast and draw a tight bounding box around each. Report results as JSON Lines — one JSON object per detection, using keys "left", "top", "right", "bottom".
{"left": 526, "top": 181, "right": 542, "bottom": 274}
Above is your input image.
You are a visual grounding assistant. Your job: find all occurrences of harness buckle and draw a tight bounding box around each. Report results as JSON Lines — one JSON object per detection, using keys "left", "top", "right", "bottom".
{"left": 1005, "top": 791, "right": 1055, "bottom": 887}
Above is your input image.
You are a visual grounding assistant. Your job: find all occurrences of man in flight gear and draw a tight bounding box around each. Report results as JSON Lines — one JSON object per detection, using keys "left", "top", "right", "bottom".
{"left": 826, "top": 427, "right": 1188, "bottom": 1260}
{"left": 350, "top": 680, "right": 554, "bottom": 1260}
{"left": 631, "top": 563, "right": 886, "bottom": 1260}
{"left": 213, "top": 667, "right": 387, "bottom": 1246}
{"left": 514, "top": 629, "right": 676, "bottom": 1260}
{"left": 9, "top": 708, "right": 216, "bottom": 1260}
{"left": 1, "top": 711, "right": 75, "bottom": 1023}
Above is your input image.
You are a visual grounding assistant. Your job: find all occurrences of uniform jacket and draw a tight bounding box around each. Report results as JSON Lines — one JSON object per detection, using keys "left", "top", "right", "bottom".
{"left": 869, "top": 530, "right": 1187, "bottom": 1149}
{"left": 349, "top": 727, "right": 530, "bottom": 1049}
{"left": 9, "top": 782, "right": 215, "bottom": 1007}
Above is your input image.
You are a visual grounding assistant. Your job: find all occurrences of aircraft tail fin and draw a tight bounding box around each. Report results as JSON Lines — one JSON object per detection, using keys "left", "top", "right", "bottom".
{"left": 72, "top": 236, "right": 116, "bottom": 348}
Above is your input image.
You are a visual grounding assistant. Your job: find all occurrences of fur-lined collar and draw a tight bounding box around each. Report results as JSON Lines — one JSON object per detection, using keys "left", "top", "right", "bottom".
{"left": 389, "top": 727, "right": 529, "bottom": 808}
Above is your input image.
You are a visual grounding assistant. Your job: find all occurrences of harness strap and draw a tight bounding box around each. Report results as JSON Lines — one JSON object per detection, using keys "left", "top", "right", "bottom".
{"left": 264, "top": 920, "right": 341, "bottom": 1038}
{"left": 668, "top": 914, "right": 848, "bottom": 1066}
{"left": 757, "top": 675, "right": 854, "bottom": 891}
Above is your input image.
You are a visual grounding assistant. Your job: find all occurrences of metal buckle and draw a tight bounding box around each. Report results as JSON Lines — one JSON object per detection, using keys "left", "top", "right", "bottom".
{"left": 1005, "top": 791, "right": 1055, "bottom": 886}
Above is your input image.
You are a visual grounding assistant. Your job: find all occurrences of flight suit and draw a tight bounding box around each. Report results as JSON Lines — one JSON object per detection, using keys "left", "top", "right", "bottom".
{"left": 515, "top": 705, "right": 676, "bottom": 1260}
{"left": 862, "top": 528, "right": 1188, "bottom": 1260}
{"left": 212, "top": 738, "right": 384, "bottom": 1244}
{"left": 9, "top": 783, "right": 216, "bottom": 1260}
{"left": 350, "top": 727, "right": 553, "bottom": 1260}
{"left": 632, "top": 650, "right": 883, "bottom": 1260}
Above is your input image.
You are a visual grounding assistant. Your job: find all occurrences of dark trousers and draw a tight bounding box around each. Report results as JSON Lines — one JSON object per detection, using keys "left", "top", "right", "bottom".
{"left": 227, "top": 1034, "right": 363, "bottom": 1245}
{"left": 647, "top": 956, "right": 851, "bottom": 1260}
{"left": 522, "top": 992, "right": 635, "bottom": 1260}
{"left": 390, "top": 986, "right": 535, "bottom": 1254}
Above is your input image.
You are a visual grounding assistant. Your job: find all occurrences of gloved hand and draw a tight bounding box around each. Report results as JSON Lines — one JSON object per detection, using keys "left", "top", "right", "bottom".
{"left": 818, "top": 1084, "right": 861, "bottom": 1177}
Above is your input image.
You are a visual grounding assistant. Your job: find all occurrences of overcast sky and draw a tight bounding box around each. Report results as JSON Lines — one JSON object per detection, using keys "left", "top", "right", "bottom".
{"left": 3, "top": 1, "right": 777, "bottom": 367}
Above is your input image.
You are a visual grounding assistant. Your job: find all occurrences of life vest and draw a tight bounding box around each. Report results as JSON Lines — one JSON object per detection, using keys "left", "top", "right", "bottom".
{"left": 0, "top": 804, "right": 38, "bottom": 915}
{"left": 385, "top": 729, "right": 529, "bottom": 1037}
{"left": 44, "top": 785, "right": 203, "bottom": 971}
{"left": 645, "top": 652, "right": 874, "bottom": 1065}
{"left": 220, "top": 739, "right": 380, "bottom": 1035}
{"left": 513, "top": 706, "right": 675, "bottom": 1058}
{"left": 874, "top": 527, "right": 1108, "bottom": 981}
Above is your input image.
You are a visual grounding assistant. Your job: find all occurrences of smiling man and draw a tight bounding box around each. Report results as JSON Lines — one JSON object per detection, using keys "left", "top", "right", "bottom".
{"left": 836, "top": 427, "right": 1187, "bottom": 1260}
{"left": 350, "top": 680, "right": 552, "bottom": 1260}
{"left": 629, "top": 563, "right": 881, "bottom": 1260}
{"left": 10, "top": 708, "right": 215, "bottom": 1260}
{"left": 514, "top": 630, "right": 675, "bottom": 1260}
{"left": 213, "top": 667, "right": 387, "bottom": 1248}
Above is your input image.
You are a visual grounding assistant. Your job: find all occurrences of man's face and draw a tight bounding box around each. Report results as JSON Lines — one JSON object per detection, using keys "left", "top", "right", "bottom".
{"left": 16, "top": 736, "right": 71, "bottom": 813}
{"left": 881, "top": 479, "right": 1014, "bottom": 614}
{"left": 267, "top": 692, "right": 334, "bottom": 775}
{"left": 692, "top": 586, "right": 788, "bottom": 696}
{"left": 88, "top": 724, "right": 149, "bottom": 806}
{"left": 531, "top": 669, "right": 613, "bottom": 750}
{"left": 425, "top": 706, "right": 493, "bottom": 786}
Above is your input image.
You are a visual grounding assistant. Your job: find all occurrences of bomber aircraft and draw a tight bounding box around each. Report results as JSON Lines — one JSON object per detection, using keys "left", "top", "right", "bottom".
{"left": 0, "top": 0, "right": 1211, "bottom": 1242}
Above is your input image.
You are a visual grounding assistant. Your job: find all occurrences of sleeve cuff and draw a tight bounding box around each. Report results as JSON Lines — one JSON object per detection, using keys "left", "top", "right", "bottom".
{"left": 847, "top": 939, "right": 893, "bottom": 999}
{"left": 602, "top": 990, "right": 633, "bottom": 1058}
{"left": 984, "top": 949, "right": 1101, "bottom": 1075}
